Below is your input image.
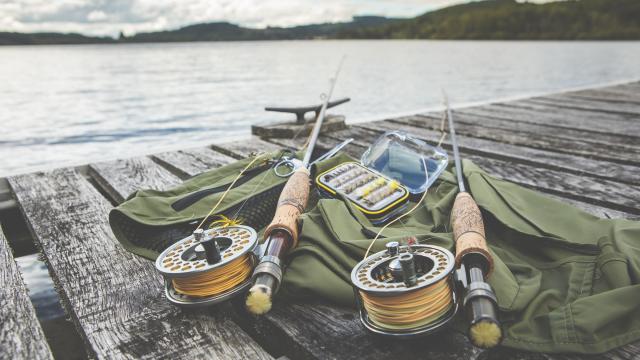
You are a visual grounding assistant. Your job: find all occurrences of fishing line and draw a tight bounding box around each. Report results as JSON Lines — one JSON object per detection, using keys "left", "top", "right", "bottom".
{"left": 360, "top": 277, "right": 453, "bottom": 330}
{"left": 172, "top": 255, "right": 253, "bottom": 297}
{"left": 362, "top": 90, "right": 449, "bottom": 259}
{"left": 363, "top": 157, "right": 430, "bottom": 259}
{"left": 195, "top": 153, "right": 268, "bottom": 231}
{"left": 227, "top": 153, "right": 281, "bottom": 223}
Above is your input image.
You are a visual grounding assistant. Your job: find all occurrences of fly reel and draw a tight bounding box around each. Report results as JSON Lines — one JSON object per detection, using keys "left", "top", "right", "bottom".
{"left": 351, "top": 243, "right": 458, "bottom": 337}
{"left": 155, "top": 225, "right": 258, "bottom": 307}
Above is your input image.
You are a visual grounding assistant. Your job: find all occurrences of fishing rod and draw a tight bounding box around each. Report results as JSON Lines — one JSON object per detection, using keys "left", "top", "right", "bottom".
{"left": 444, "top": 92, "right": 502, "bottom": 348}
{"left": 246, "top": 57, "right": 346, "bottom": 315}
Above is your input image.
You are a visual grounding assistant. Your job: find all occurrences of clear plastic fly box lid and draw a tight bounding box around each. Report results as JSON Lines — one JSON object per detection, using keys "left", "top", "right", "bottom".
{"left": 361, "top": 131, "right": 448, "bottom": 195}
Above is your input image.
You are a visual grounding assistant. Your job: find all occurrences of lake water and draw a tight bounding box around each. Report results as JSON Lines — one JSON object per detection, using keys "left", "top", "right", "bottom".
{"left": 1, "top": 40, "right": 640, "bottom": 176}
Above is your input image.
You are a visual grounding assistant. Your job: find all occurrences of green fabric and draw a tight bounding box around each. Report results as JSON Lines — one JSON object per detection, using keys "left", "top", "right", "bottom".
{"left": 110, "top": 152, "right": 640, "bottom": 354}
{"left": 110, "top": 150, "right": 292, "bottom": 259}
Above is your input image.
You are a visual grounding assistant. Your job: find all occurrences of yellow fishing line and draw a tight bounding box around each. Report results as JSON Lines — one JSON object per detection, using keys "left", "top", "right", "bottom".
{"left": 195, "top": 153, "right": 267, "bottom": 231}
{"left": 359, "top": 277, "right": 453, "bottom": 330}
{"left": 172, "top": 255, "right": 253, "bottom": 297}
{"left": 363, "top": 158, "right": 429, "bottom": 259}
{"left": 209, "top": 214, "right": 243, "bottom": 228}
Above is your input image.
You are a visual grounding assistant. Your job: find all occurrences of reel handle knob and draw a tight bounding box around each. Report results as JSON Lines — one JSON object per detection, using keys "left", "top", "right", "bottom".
{"left": 201, "top": 238, "right": 222, "bottom": 264}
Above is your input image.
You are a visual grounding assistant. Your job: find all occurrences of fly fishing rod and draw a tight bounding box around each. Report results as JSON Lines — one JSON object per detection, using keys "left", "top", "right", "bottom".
{"left": 445, "top": 93, "right": 502, "bottom": 348}
{"left": 246, "top": 57, "right": 346, "bottom": 315}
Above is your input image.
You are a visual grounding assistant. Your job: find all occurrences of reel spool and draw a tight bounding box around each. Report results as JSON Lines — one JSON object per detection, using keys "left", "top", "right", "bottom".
{"left": 155, "top": 225, "right": 258, "bottom": 307}
{"left": 351, "top": 243, "right": 458, "bottom": 337}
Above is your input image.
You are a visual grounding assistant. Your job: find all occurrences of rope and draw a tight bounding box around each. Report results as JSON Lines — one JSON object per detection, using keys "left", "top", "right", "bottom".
{"left": 172, "top": 255, "right": 253, "bottom": 297}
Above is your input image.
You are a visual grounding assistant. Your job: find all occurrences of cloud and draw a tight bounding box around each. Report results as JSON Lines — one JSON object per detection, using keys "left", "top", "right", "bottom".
{"left": 0, "top": 0, "right": 559, "bottom": 37}
{"left": 87, "top": 10, "right": 107, "bottom": 22}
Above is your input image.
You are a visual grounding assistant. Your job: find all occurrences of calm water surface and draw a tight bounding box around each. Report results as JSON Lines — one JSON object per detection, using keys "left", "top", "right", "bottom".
{"left": 1, "top": 40, "right": 640, "bottom": 176}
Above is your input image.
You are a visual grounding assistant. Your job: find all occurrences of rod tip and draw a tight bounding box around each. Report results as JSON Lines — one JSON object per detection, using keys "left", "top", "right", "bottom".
{"left": 246, "top": 284, "right": 272, "bottom": 315}
{"left": 469, "top": 320, "right": 502, "bottom": 349}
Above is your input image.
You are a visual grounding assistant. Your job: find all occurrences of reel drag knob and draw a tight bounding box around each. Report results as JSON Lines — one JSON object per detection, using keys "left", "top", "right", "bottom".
{"left": 385, "top": 241, "right": 399, "bottom": 256}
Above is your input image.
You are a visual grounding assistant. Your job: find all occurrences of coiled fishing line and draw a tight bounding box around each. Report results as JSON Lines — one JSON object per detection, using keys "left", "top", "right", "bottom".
{"left": 351, "top": 244, "right": 458, "bottom": 337}
{"left": 155, "top": 225, "right": 258, "bottom": 307}
{"left": 171, "top": 254, "right": 253, "bottom": 297}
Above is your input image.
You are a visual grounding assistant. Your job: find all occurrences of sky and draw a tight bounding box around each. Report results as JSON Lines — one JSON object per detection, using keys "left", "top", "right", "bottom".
{"left": 0, "top": 0, "right": 556, "bottom": 37}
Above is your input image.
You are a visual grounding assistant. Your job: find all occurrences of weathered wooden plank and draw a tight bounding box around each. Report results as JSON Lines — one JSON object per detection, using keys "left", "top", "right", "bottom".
{"left": 211, "top": 136, "right": 284, "bottom": 159}
{"left": 425, "top": 110, "right": 640, "bottom": 160}
{"left": 607, "top": 82, "right": 640, "bottom": 93}
{"left": 449, "top": 105, "right": 640, "bottom": 147}
{"left": 89, "top": 157, "right": 182, "bottom": 203}
{"left": 152, "top": 147, "right": 235, "bottom": 179}
{"left": 567, "top": 82, "right": 640, "bottom": 104}
{"left": 369, "top": 116, "right": 640, "bottom": 184}
{"left": 529, "top": 95, "right": 640, "bottom": 117}
{"left": 465, "top": 103, "right": 640, "bottom": 138}
{"left": 241, "top": 301, "right": 481, "bottom": 360}
{"left": 511, "top": 96, "right": 639, "bottom": 124}
{"left": 567, "top": 89, "right": 640, "bottom": 105}
{"left": 9, "top": 169, "right": 272, "bottom": 359}
{"left": 500, "top": 100, "right": 639, "bottom": 131}
{"left": 0, "top": 226, "right": 54, "bottom": 360}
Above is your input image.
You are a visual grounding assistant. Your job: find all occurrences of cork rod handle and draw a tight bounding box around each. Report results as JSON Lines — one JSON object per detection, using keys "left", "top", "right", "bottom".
{"left": 263, "top": 168, "right": 310, "bottom": 248}
{"left": 451, "top": 192, "right": 494, "bottom": 276}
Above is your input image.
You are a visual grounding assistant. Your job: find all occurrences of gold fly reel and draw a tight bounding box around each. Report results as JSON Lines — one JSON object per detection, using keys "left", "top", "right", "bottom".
{"left": 351, "top": 243, "right": 458, "bottom": 337}
{"left": 155, "top": 225, "right": 258, "bottom": 307}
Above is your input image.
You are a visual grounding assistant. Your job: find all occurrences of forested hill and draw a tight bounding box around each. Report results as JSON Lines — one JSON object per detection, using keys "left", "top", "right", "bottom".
{"left": 1, "top": 0, "right": 639, "bottom": 45}
{"left": 0, "top": 16, "right": 393, "bottom": 45}
{"left": 122, "top": 16, "right": 391, "bottom": 42}
{"left": 0, "top": 32, "right": 114, "bottom": 45}
{"left": 336, "top": 0, "right": 640, "bottom": 40}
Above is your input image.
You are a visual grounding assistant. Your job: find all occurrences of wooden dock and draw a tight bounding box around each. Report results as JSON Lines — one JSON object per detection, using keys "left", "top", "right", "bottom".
{"left": 1, "top": 81, "right": 639, "bottom": 359}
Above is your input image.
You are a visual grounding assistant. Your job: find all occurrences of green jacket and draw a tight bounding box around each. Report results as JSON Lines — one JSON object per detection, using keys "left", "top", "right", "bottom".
{"left": 110, "top": 152, "right": 640, "bottom": 354}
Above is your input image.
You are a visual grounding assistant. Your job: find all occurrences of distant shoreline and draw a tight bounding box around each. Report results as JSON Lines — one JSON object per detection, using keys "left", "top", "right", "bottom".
{"left": 3, "top": 38, "right": 640, "bottom": 48}
{"left": 3, "top": 0, "right": 640, "bottom": 46}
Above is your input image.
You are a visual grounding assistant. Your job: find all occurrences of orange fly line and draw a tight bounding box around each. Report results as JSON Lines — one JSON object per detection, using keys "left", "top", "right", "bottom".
{"left": 172, "top": 255, "right": 253, "bottom": 297}
{"left": 359, "top": 277, "right": 453, "bottom": 330}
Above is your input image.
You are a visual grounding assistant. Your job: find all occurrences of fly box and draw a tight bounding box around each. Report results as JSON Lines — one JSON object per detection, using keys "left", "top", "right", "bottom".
{"left": 315, "top": 162, "right": 409, "bottom": 224}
